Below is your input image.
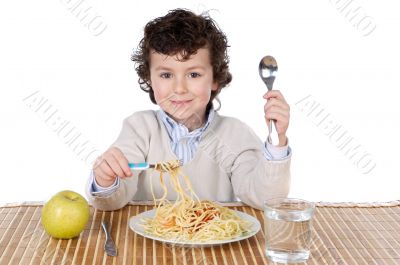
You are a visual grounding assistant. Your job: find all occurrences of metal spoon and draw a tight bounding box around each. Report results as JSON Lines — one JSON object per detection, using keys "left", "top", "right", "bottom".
{"left": 259, "top": 55, "right": 279, "bottom": 145}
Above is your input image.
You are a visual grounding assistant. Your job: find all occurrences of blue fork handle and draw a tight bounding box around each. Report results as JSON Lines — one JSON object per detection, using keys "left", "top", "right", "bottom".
{"left": 128, "top": 163, "right": 149, "bottom": 170}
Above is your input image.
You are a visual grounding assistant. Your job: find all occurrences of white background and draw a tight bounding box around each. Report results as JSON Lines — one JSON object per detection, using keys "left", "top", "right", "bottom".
{"left": 1, "top": 0, "right": 399, "bottom": 205}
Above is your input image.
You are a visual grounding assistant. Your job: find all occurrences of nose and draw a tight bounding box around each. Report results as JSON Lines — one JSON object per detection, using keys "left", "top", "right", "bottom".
{"left": 173, "top": 77, "right": 188, "bottom": 94}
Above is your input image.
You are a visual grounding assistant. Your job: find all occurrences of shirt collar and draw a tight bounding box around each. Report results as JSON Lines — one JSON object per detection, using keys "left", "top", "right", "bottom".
{"left": 158, "top": 107, "right": 215, "bottom": 140}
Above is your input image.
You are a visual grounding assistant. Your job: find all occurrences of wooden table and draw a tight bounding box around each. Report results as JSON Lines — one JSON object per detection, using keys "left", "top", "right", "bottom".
{"left": 1, "top": 201, "right": 400, "bottom": 265}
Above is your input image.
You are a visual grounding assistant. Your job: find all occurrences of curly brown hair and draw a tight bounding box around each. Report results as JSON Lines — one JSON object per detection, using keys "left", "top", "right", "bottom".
{"left": 131, "top": 9, "right": 232, "bottom": 109}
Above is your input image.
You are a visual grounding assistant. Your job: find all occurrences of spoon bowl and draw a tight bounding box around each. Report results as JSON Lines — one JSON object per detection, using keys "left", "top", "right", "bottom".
{"left": 259, "top": 55, "right": 278, "bottom": 90}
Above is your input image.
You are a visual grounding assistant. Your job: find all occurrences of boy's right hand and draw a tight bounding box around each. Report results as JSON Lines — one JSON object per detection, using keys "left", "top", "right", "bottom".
{"left": 93, "top": 147, "right": 132, "bottom": 187}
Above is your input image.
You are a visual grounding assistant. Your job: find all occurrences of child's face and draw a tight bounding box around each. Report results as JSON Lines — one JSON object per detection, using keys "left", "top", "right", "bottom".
{"left": 149, "top": 48, "right": 218, "bottom": 128}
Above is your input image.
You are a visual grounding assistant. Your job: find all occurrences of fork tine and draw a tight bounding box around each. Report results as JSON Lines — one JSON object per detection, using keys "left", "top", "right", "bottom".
{"left": 150, "top": 160, "right": 182, "bottom": 172}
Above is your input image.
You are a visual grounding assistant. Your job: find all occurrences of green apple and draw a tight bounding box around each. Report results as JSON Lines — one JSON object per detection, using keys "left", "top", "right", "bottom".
{"left": 41, "top": 190, "right": 90, "bottom": 239}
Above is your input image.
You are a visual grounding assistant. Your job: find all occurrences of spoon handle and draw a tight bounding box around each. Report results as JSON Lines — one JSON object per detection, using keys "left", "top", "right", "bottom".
{"left": 267, "top": 120, "right": 280, "bottom": 146}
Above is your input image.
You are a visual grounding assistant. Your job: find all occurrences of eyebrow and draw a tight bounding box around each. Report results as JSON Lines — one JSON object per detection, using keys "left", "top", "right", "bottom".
{"left": 153, "top": 66, "right": 172, "bottom": 71}
{"left": 187, "top": 66, "right": 207, "bottom": 71}
{"left": 153, "top": 66, "right": 207, "bottom": 71}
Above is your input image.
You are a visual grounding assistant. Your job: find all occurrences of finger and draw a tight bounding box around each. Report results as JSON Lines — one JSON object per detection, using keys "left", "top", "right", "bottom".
{"left": 92, "top": 156, "right": 104, "bottom": 171}
{"left": 106, "top": 154, "right": 127, "bottom": 178}
{"left": 110, "top": 149, "right": 132, "bottom": 177}
{"left": 264, "top": 103, "right": 290, "bottom": 118}
{"left": 265, "top": 118, "right": 289, "bottom": 135}
{"left": 264, "top": 98, "right": 290, "bottom": 112}
{"left": 265, "top": 111, "right": 290, "bottom": 124}
{"left": 264, "top": 98, "right": 290, "bottom": 113}
{"left": 95, "top": 167, "right": 115, "bottom": 182}
{"left": 263, "top": 90, "right": 287, "bottom": 102}
{"left": 265, "top": 111, "right": 289, "bottom": 125}
{"left": 99, "top": 160, "right": 117, "bottom": 179}
{"left": 265, "top": 103, "right": 290, "bottom": 114}
{"left": 265, "top": 108, "right": 290, "bottom": 121}
{"left": 263, "top": 89, "right": 284, "bottom": 98}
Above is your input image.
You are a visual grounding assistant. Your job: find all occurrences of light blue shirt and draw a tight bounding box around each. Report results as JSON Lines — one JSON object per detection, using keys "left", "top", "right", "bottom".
{"left": 90, "top": 108, "right": 290, "bottom": 195}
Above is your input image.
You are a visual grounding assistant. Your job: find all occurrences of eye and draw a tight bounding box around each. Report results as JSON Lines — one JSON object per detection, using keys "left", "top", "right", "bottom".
{"left": 189, "top": 72, "right": 201, "bottom": 78}
{"left": 160, "top": 73, "right": 172, "bottom": 79}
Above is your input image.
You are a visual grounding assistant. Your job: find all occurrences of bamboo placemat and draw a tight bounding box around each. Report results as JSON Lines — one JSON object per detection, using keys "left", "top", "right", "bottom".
{"left": 1, "top": 201, "right": 399, "bottom": 265}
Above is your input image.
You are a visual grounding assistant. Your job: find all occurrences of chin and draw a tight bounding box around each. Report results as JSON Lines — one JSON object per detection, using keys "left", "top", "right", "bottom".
{"left": 174, "top": 111, "right": 201, "bottom": 123}
{"left": 171, "top": 113, "right": 192, "bottom": 122}
{"left": 167, "top": 107, "right": 190, "bottom": 118}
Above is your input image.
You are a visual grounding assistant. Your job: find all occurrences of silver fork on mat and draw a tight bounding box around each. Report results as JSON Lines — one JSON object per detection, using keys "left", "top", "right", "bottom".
{"left": 101, "top": 221, "right": 117, "bottom": 257}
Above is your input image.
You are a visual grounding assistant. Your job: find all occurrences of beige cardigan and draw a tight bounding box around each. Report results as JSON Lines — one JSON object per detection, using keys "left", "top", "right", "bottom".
{"left": 86, "top": 110, "right": 291, "bottom": 210}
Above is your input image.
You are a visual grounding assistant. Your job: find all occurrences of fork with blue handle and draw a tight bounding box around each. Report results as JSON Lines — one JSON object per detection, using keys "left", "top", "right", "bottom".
{"left": 128, "top": 159, "right": 183, "bottom": 172}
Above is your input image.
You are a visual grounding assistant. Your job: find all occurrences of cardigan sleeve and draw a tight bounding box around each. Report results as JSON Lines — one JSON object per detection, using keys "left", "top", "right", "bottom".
{"left": 86, "top": 112, "right": 150, "bottom": 211}
{"left": 228, "top": 123, "right": 291, "bottom": 210}
{"left": 231, "top": 151, "right": 291, "bottom": 210}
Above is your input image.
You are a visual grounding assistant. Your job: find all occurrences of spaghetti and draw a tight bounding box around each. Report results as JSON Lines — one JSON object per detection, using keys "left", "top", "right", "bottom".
{"left": 142, "top": 160, "right": 251, "bottom": 242}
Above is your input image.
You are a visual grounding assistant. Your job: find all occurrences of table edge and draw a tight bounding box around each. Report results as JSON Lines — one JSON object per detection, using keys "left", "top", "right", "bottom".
{"left": 1, "top": 200, "right": 400, "bottom": 208}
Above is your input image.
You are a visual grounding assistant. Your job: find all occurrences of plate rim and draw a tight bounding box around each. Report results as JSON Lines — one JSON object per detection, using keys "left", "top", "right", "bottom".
{"left": 129, "top": 207, "right": 261, "bottom": 247}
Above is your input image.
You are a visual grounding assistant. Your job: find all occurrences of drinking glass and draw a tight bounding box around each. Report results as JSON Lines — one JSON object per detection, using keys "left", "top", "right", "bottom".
{"left": 264, "top": 198, "right": 315, "bottom": 263}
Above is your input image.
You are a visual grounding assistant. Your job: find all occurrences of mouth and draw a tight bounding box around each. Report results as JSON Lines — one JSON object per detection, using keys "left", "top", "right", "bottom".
{"left": 170, "top": 100, "right": 193, "bottom": 106}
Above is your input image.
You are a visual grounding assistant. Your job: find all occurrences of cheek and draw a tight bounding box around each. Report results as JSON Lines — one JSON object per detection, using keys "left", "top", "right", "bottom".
{"left": 193, "top": 88, "right": 212, "bottom": 104}
{"left": 152, "top": 82, "right": 172, "bottom": 104}
{"left": 150, "top": 79, "right": 161, "bottom": 100}
{"left": 201, "top": 82, "right": 213, "bottom": 100}
{"left": 204, "top": 89, "right": 212, "bottom": 99}
{"left": 153, "top": 89, "right": 165, "bottom": 104}
{"left": 153, "top": 90, "right": 161, "bottom": 103}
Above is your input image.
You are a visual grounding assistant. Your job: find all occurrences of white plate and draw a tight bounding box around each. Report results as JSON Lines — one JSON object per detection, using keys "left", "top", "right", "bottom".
{"left": 129, "top": 208, "right": 261, "bottom": 247}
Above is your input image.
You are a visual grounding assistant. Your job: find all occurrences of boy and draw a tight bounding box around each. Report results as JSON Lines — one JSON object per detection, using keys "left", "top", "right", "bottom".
{"left": 87, "top": 9, "right": 291, "bottom": 210}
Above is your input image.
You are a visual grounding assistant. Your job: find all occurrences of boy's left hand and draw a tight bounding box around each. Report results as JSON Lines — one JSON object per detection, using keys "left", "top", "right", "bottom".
{"left": 263, "top": 90, "right": 290, "bottom": 146}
